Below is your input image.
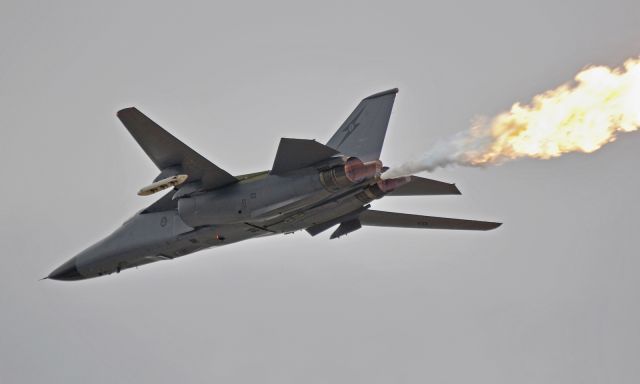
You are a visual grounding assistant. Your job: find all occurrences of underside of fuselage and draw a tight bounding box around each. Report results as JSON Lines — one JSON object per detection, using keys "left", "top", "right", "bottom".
{"left": 49, "top": 176, "right": 379, "bottom": 280}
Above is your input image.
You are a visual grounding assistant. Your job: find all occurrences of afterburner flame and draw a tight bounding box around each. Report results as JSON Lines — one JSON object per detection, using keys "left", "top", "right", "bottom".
{"left": 386, "top": 57, "right": 640, "bottom": 177}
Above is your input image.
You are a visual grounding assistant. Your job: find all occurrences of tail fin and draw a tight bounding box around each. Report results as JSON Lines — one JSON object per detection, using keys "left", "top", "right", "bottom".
{"left": 326, "top": 88, "right": 398, "bottom": 161}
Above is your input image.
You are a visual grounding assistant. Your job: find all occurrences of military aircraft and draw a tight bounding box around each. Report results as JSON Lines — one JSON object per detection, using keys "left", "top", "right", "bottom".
{"left": 47, "top": 89, "right": 500, "bottom": 281}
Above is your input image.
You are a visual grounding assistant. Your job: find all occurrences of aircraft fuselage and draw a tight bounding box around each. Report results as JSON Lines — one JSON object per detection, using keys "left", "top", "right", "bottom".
{"left": 50, "top": 160, "right": 393, "bottom": 280}
{"left": 47, "top": 89, "right": 500, "bottom": 282}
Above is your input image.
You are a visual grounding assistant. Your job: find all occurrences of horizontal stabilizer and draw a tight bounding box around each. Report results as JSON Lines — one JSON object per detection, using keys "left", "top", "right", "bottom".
{"left": 271, "top": 138, "right": 340, "bottom": 175}
{"left": 359, "top": 210, "right": 501, "bottom": 231}
{"left": 117, "top": 108, "right": 238, "bottom": 190}
{"left": 327, "top": 88, "right": 397, "bottom": 161}
{"left": 386, "top": 175, "right": 461, "bottom": 196}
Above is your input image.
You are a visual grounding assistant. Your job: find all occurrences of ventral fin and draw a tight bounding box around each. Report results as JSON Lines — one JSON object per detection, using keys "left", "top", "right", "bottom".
{"left": 330, "top": 218, "right": 362, "bottom": 239}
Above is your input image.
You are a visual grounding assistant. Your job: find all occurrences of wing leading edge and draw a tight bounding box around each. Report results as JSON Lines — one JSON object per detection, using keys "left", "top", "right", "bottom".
{"left": 117, "top": 107, "right": 238, "bottom": 191}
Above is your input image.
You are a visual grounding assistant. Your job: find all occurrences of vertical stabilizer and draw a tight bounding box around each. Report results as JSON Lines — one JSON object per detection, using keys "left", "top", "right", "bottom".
{"left": 326, "top": 88, "right": 398, "bottom": 161}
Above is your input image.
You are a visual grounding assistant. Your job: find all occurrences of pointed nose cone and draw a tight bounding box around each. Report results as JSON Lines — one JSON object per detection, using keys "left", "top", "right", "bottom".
{"left": 48, "top": 258, "right": 84, "bottom": 281}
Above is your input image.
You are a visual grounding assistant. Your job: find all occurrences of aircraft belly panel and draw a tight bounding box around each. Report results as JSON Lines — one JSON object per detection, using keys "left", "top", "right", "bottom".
{"left": 76, "top": 216, "right": 273, "bottom": 277}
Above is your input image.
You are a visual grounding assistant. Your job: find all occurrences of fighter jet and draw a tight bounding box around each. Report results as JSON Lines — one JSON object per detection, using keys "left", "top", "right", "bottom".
{"left": 47, "top": 89, "right": 500, "bottom": 281}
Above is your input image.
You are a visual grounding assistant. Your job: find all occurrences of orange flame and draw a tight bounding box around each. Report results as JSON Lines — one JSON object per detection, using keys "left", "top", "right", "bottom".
{"left": 387, "top": 57, "right": 640, "bottom": 177}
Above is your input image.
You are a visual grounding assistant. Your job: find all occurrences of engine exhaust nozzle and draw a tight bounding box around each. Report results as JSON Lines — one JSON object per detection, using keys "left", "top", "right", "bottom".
{"left": 320, "top": 158, "right": 382, "bottom": 192}
{"left": 356, "top": 176, "right": 412, "bottom": 202}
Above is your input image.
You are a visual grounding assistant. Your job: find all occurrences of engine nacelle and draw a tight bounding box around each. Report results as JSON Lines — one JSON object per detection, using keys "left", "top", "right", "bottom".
{"left": 177, "top": 192, "right": 247, "bottom": 227}
{"left": 319, "top": 157, "right": 382, "bottom": 192}
{"left": 177, "top": 157, "right": 389, "bottom": 227}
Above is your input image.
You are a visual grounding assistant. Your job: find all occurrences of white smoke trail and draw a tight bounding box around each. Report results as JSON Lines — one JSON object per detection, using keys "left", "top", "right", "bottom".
{"left": 384, "top": 119, "right": 495, "bottom": 178}
{"left": 385, "top": 57, "right": 640, "bottom": 178}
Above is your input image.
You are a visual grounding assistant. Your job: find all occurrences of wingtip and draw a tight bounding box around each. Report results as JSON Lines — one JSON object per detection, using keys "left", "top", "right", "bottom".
{"left": 116, "top": 107, "right": 138, "bottom": 117}
{"left": 362, "top": 88, "right": 399, "bottom": 101}
{"left": 487, "top": 222, "right": 503, "bottom": 230}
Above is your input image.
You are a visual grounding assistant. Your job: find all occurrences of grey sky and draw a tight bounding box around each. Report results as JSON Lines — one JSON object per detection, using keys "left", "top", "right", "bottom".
{"left": 1, "top": 0, "right": 639, "bottom": 383}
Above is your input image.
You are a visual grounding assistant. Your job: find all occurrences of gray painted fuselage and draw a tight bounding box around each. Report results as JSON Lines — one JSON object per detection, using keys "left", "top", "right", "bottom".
{"left": 51, "top": 166, "right": 375, "bottom": 280}
{"left": 48, "top": 88, "right": 500, "bottom": 281}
